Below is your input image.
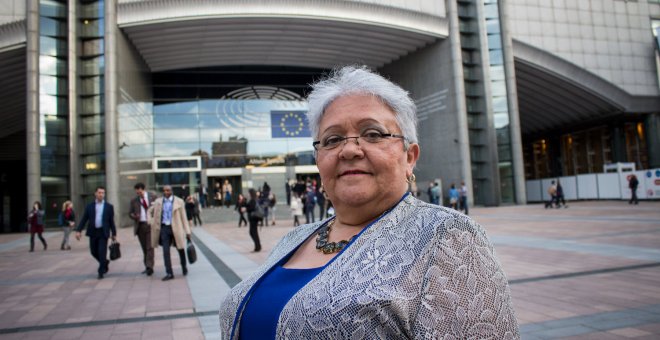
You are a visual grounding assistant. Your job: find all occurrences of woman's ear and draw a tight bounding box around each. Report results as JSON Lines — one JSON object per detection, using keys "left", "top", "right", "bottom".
{"left": 406, "top": 143, "right": 420, "bottom": 176}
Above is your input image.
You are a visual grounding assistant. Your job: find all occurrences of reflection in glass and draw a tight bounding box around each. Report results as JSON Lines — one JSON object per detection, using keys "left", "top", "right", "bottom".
{"left": 154, "top": 101, "right": 198, "bottom": 114}
{"left": 80, "top": 18, "right": 105, "bottom": 38}
{"left": 81, "top": 56, "right": 105, "bottom": 75}
{"left": 40, "top": 0, "right": 67, "bottom": 18}
{"left": 39, "top": 55, "right": 66, "bottom": 75}
{"left": 40, "top": 36, "right": 67, "bottom": 56}
{"left": 488, "top": 34, "right": 502, "bottom": 50}
{"left": 486, "top": 19, "right": 500, "bottom": 34}
{"left": 40, "top": 94, "right": 67, "bottom": 116}
{"left": 484, "top": 4, "right": 499, "bottom": 19}
{"left": 492, "top": 96, "right": 508, "bottom": 112}
{"left": 490, "top": 65, "right": 504, "bottom": 80}
{"left": 489, "top": 49, "right": 503, "bottom": 65}
{"left": 40, "top": 75, "right": 67, "bottom": 95}
{"left": 491, "top": 80, "right": 507, "bottom": 97}
{"left": 40, "top": 17, "right": 66, "bottom": 36}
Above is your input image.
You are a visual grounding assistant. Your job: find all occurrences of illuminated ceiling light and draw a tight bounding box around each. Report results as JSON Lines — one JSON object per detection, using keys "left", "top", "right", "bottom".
{"left": 85, "top": 163, "right": 98, "bottom": 170}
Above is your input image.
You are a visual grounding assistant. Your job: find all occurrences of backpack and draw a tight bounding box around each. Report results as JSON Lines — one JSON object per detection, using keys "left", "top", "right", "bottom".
{"left": 57, "top": 212, "right": 65, "bottom": 227}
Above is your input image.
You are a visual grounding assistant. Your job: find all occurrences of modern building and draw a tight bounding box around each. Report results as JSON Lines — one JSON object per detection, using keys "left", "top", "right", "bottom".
{"left": 1, "top": 0, "right": 659, "bottom": 231}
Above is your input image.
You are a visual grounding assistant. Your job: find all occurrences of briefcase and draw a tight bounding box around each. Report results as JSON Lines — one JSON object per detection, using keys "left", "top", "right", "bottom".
{"left": 109, "top": 241, "right": 121, "bottom": 261}
{"left": 187, "top": 239, "right": 197, "bottom": 264}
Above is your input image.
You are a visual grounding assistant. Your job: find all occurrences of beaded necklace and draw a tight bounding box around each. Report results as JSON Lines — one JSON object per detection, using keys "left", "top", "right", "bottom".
{"left": 315, "top": 219, "right": 357, "bottom": 254}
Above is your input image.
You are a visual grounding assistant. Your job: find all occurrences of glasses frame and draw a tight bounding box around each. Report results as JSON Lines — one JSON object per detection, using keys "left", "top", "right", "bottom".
{"left": 312, "top": 133, "right": 407, "bottom": 151}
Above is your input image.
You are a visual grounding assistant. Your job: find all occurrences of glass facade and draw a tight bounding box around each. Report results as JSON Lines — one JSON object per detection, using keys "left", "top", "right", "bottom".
{"left": 142, "top": 67, "right": 323, "bottom": 168}
{"left": 484, "top": 0, "right": 514, "bottom": 203}
{"left": 39, "top": 0, "right": 69, "bottom": 221}
{"left": 79, "top": 0, "right": 106, "bottom": 199}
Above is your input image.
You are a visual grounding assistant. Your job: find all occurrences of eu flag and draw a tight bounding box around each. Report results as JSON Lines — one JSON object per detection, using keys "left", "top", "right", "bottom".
{"left": 271, "top": 111, "right": 311, "bottom": 138}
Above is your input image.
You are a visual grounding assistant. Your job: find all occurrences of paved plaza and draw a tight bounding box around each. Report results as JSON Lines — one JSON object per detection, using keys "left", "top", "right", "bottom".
{"left": 0, "top": 200, "right": 659, "bottom": 339}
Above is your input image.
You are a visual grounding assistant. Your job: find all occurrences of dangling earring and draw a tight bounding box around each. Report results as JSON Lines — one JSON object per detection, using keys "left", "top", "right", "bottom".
{"left": 406, "top": 173, "right": 416, "bottom": 184}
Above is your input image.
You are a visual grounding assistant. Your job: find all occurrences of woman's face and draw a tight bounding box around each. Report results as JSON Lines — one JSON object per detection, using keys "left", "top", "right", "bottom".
{"left": 315, "top": 94, "right": 419, "bottom": 209}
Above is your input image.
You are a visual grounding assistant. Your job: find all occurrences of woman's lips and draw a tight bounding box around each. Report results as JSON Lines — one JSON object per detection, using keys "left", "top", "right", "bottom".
{"left": 339, "top": 170, "right": 371, "bottom": 177}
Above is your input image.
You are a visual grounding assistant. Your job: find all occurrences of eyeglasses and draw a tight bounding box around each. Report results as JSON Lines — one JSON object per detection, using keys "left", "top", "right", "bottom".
{"left": 313, "top": 131, "right": 407, "bottom": 151}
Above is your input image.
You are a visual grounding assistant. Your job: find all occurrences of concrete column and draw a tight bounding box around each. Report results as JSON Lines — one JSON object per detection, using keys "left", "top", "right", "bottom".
{"left": 26, "top": 0, "right": 41, "bottom": 207}
{"left": 105, "top": 0, "right": 121, "bottom": 215}
{"left": 68, "top": 0, "right": 82, "bottom": 211}
{"left": 499, "top": 0, "right": 526, "bottom": 204}
{"left": 475, "top": 0, "right": 501, "bottom": 206}
{"left": 646, "top": 113, "right": 660, "bottom": 169}
{"left": 446, "top": 0, "right": 474, "bottom": 205}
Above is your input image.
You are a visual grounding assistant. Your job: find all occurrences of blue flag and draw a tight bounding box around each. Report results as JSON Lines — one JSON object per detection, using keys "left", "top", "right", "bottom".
{"left": 271, "top": 111, "right": 311, "bottom": 138}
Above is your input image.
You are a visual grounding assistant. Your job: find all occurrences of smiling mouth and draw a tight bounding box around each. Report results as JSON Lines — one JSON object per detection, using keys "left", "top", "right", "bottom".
{"left": 339, "top": 170, "right": 371, "bottom": 177}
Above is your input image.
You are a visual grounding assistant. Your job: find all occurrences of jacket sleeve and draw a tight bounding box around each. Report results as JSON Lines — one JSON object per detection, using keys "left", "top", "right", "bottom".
{"left": 181, "top": 202, "right": 191, "bottom": 235}
{"left": 128, "top": 199, "right": 138, "bottom": 221}
{"left": 109, "top": 204, "right": 117, "bottom": 237}
{"left": 76, "top": 206, "right": 89, "bottom": 232}
{"left": 412, "top": 217, "right": 519, "bottom": 339}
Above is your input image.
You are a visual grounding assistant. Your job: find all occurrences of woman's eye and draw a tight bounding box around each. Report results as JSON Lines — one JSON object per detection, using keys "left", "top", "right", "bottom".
{"left": 362, "top": 131, "right": 384, "bottom": 141}
{"left": 324, "top": 136, "right": 343, "bottom": 146}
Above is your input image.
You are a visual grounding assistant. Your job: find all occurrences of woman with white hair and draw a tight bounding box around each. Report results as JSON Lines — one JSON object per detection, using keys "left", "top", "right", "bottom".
{"left": 220, "top": 66, "right": 519, "bottom": 339}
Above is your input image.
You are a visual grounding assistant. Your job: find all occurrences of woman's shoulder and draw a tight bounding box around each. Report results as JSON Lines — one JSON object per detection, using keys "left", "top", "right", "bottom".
{"left": 404, "top": 196, "right": 485, "bottom": 240}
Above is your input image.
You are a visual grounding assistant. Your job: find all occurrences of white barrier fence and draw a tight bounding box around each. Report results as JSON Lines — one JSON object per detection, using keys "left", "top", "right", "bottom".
{"left": 526, "top": 169, "right": 660, "bottom": 202}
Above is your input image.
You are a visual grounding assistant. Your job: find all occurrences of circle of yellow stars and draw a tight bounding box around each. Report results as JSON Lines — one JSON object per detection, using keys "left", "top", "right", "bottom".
{"left": 279, "top": 112, "right": 304, "bottom": 137}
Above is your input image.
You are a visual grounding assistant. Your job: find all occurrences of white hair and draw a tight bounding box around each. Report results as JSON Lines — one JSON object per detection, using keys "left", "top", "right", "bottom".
{"left": 306, "top": 65, "right": 418, "bottom": 146}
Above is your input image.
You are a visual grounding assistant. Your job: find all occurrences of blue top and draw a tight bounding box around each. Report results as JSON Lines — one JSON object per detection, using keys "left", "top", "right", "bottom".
{"left": 449, "top": 188, "right": 459, "bottom": 200}
{"left": 239, "top": 264, "right": 324, "bottom": 339}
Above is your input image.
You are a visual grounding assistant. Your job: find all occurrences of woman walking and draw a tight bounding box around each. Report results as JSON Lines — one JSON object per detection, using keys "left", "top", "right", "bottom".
{"left": 28, "top": 201, "right": 47, "bottom": 252}
{"left": 246, "top": 189, "right": 262, "bottom": 252}
{"left": 235, "top": 194, "right": 248, "bottom": 227}
{"left": 59, "top": 200, "right": 75, "bottom": 250}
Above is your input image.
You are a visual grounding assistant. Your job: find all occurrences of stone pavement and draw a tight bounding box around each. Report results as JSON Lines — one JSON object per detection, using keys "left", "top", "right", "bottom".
{"left": 0, "top": 200, "right": 658, "bottom": 339}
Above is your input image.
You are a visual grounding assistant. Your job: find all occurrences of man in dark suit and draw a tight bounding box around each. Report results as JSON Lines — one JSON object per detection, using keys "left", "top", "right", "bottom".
{"left": 75, "top": 186, "right": 117, "bottom": 279}
{"left": 128, "top": 182, "right": 156, "bottom": 276}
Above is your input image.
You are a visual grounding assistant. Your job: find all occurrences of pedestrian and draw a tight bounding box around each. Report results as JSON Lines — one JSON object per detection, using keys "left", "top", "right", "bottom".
{"left": 58, "top": 200, "right": 76, "bottom": 250}
{"left": 128, "top": 183, "right": 155, "bottom": 276}
{"left": 75, "top": 187, "right": 117, "bottom": 279}
{"left": 629, "top": 174, "right": 639, "bottom": 205}
{"left": 28, "top": 201, "right": 47, "bottom": 252}
{"left": 290, "top": 193, "right": 303, "bottom": 227}
{"left": 555, "top": 179, "right": 568, "bottom": 208}
{"left": 546, "top": 181, "right": 557, "bottom": 209}
{"left": 150, "top": 185, "right": 191, "bottom": 281}
{"left": 198, "top": 183, "right": 207, "bottom": 208}
{"left": 285, "top": 179, "right": 291, "bottom": 206}
{"left": 246, "top": 188, "right": 262, "bottom": 252}
{"left": 448, "top": 184, "right": 459, "bottom": 210}
{"left": 459, "top": 181, "right": 469, "bottom": 215}
{"left": 316, "top": 185, "right": 326, "bottom": 220}
{"left": 192, "top": 195, "right": 203, "bottom": 226}
{"left": 293, "top": 179, "right": 305, "bottom": 198}
{"left": 262, "top": 182, "right": 271, "bottom": 197}
{"left": 260, "top": 190, "right": 271, "bottom": 226}
{"left": 223, "top": 179, "right": 233, "bottom": 208}
{"left": 214, "top": 182, "right": 222, "bottom": 208}
{"left": 235, "top": 194, "right": 248, "bottom": 227}
{"left": 185, "top": 196, "right": 196, "bottom": 226}
{"left": 430, "top": 181, "right": 440, "bottom": 205}
{"left": 305, "top": 187, "right": 316, "bottom": 223}
{"left": 268, "top": 193, "right": 277, "bottom": 226}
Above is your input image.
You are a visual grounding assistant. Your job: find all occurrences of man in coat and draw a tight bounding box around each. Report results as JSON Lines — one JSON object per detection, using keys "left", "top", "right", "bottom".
{"left": 75, "top": 186, "right": 117, "bottom": 279}
{"left": 128, "top": 182, "right": 156, "bottom": 276}
{"left": 150, "top": 185, "right": 191, "bottom": 281}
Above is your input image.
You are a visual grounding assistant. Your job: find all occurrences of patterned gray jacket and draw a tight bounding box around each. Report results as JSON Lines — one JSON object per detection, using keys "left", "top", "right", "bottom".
{"left": 219, "top": 194, "right": 519, "bottom": 339}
